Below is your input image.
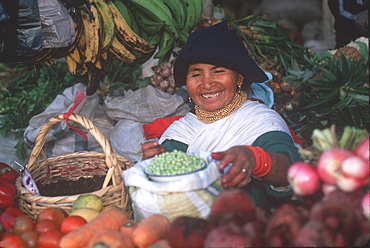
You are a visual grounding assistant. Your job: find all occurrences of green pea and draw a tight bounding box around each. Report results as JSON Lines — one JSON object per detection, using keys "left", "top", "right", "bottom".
{"left": 146, "top": 150, "right": 204, "bottom": 176}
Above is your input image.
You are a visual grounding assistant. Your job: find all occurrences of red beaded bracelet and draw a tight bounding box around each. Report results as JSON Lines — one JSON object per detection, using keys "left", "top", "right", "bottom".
{"left": 245, "top": 145, "right": 272, "bottom": 178}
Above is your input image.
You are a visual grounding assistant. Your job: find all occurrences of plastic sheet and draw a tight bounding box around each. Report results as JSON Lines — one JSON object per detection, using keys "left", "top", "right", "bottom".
{"left": 38, "top": 0, "right": 75, "bottom": 48}
{"left": 0, "top": 0, "right": 42, "bottom": 63}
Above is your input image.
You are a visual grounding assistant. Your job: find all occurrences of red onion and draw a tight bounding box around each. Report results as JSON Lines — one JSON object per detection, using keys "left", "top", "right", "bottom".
{"left": 287, "top": 162, "right": 320, "bottom": 196}
{"left": 151, "top": 65, "right": 162, "bottom": 74}
{"left": 340, "top": 155, "right": 369, "bottom": 179}
{"left": 160, "top": 61, "right": 172, "bottom": 69}
{"left": 353, "top": 137, "right": 369, "bottom": 161}
{"left": 160, "top": 68, "right": 172, "bottom": 78}
{"left": 159, "top": 80, "right": 170, "bottom": 89}
{"left": 316, "top": 148, "right": 353, "bottom": 185}
{"left": 361, "top": 192, "right": 369, "bottom": 220}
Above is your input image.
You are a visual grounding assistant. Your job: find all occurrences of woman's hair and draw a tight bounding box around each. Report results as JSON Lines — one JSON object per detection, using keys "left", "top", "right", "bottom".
{"left": 173, "top": 21, "right": 267, "bottom": 90}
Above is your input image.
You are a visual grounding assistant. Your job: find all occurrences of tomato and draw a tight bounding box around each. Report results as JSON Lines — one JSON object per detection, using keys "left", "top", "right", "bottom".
{"left": 60, "top": 215, "right": 87, "bottom": 234}
{"left": 0, "top": 207, "right": 24, "bottom": 231}
{"left": 38, "top": 230, "right": 63, "bottom": 248}
{"left": 36, "top": 207, "right": 68, "bottom": 228}
{"left": 0, "top": 233, "right": 26, "bottom": 248}
{"left": 13, "top": 215, "right": 35, "bottom": 234}
{"left": 34, "top": 219, "right": 59, "bottom": 233}
{"left": 20, "top": 230, "right": 39, "bottom": 248}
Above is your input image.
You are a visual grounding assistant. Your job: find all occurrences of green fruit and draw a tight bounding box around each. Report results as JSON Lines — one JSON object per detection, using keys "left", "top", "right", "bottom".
{"left": 70, "top": 207, "right": 100, "bottom": 222}
{"left": 72, "top": 194, "right": 103, "bottom": 212}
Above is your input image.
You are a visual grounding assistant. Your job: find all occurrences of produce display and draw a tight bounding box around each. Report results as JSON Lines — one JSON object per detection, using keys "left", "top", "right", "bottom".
{"left": 1, "top": 125, "right": 368, "bottom": 247}
{"left": 0, "top": 1, "right": 369, "bottom": 247}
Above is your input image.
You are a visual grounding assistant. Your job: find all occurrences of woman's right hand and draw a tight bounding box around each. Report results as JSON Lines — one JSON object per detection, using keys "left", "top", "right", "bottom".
{"left": 141, "top": 141, "right": 167, "bottom": 160}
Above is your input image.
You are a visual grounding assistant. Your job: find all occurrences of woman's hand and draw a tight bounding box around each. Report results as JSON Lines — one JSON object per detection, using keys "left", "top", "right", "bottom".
{"left": 141, "top": 141, "right": 167, "bottom": 160}
{"left": 211, "top": 146, "right": 255, "bottom": 188}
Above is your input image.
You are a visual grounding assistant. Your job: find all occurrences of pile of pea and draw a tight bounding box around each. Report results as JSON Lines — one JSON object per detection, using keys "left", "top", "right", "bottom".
{"left": 146, "top": 150, "right": 205, "bottom": 176}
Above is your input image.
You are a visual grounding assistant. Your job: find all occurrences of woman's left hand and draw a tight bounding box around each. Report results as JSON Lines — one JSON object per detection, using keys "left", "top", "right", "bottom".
{"left": 211, "top": 146, "right": 256, "bottom": 188}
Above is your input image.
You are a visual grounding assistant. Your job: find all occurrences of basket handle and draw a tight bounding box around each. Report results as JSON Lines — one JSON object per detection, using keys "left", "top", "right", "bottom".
{"left": 27, "top": 113, "right": 122, "bottom": 188}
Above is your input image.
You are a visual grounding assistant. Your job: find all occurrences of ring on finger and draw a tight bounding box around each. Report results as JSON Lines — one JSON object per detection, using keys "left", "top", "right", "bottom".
{"left": 242, "top": 168, "right": 246, "bottom": 173}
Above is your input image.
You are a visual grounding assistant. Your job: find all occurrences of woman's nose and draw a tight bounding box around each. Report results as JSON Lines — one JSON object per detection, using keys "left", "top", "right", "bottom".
{"left": 202, "top": 72, "right": 215, "bottom": 88}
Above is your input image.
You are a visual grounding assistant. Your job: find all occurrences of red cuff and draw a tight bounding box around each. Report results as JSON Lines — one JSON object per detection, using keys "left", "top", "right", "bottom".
{"left": 143, "top": 116, "right": 184, "bottom": 139}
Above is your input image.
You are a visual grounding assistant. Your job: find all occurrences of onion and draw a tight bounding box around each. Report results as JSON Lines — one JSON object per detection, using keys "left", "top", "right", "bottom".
{"left": 160, "top": 68, "right": 172, "bottom": 78}
{"left": 335, "top": 172, "right": 368, "bottom": 192}
{"left": 287, "top": 162, "right": 320, "bottom": 196}
{"left": 316, "top": 148, "right": 353, "bottom": 185}
{"left": 353, "top": 137, "right": 369, "bottom": 161}
{"left": 159, "top": 80, "right": 170, "bottom": 89}
{"left": 160, "top": 61, "right": 172, "bottom": 69}
{"left": 361, "top": 193, "right": 369, "bottom": 220}
{"left": 340, "top": 155, "right": 369, "bottom": 179}
{"left": 151, "top": 65, "right": 162, "bottom": 74}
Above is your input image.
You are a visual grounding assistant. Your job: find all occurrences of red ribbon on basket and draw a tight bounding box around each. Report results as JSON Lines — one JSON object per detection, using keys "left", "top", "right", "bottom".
{"left": 63, "top": 90, "right": 88, "bottom": 140}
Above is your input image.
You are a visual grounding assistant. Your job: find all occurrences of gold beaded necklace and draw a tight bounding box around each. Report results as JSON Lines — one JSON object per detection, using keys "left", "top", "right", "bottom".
{"left": 195, "top": 91, "right": 248, "bottom": 124}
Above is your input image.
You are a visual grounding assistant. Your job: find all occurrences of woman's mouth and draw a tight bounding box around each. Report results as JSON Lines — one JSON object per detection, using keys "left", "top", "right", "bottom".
{"left": 201, "top": 91, "right": 221, "bottom": 99}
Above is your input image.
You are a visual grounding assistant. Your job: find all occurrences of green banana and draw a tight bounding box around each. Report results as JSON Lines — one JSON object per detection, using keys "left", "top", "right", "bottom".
{"left": 154, "top": 30, "right": 174, "bottom": 61}
{"left": 161, "top": 0, "right": 187, "bottom": 29}
{"left": 122, "top": 0, "right": 179, "bottom": 40}
{"left": 134, "top": 9, "right": 165, "bottom": 35}
{"left": 145, "top": 30, "right": 162, "bottom": 46}
{"left": 183, "top": 0, "right": 203, "bottom": 32}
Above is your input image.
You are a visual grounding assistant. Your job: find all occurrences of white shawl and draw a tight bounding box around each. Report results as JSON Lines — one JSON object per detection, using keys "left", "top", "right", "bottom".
{"left": 159, "top": 100, "right": 291, "bottom": 153}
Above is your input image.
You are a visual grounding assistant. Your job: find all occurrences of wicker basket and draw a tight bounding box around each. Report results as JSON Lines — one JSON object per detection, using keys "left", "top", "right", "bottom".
{"left": 15, "top": 113, "right": 135, "bottom": 220}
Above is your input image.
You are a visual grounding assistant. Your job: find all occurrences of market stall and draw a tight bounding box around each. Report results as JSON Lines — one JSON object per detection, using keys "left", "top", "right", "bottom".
{"left": 0, "top": 0, "right": 369, "bottom": 247}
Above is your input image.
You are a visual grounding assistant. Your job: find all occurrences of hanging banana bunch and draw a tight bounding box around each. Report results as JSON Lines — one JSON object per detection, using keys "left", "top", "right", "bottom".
{"left": 33, "top": 0, "right": 203, "bottom": 94}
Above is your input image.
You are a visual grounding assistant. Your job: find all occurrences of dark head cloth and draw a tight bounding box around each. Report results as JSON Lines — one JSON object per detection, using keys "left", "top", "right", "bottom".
{"left": 173, "top": 21, "right": 268, "bottom": 90}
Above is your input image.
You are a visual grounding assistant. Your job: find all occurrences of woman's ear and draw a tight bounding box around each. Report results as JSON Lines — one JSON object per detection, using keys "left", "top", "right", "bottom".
{"left": 238, "top": 74, "right": 244, "bottom": 87}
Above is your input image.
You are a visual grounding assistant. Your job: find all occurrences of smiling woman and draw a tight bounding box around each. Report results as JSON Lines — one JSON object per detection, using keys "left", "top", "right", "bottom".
{"left": 186, "top": 64, "right": 242, "bottom": 113}
{"left": 141, "top": 21, "right": 303, "bottom": 209}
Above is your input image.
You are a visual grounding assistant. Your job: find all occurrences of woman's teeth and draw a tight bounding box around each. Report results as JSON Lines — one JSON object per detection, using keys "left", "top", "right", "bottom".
{"left": 202, "top": 92, "right": 220, "bottom": 99}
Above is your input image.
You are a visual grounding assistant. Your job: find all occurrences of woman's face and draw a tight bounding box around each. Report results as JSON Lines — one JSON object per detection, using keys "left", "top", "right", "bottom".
{"left": 186, "top": 63, "right": 244, "bottom": 111}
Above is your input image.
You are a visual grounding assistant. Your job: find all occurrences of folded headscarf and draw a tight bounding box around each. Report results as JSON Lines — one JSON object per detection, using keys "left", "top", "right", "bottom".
{"left": 173, "top": 21, "right": 268, "bottom": 90}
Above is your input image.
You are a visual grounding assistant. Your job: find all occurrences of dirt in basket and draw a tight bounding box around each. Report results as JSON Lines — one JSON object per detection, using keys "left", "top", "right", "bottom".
{"left": 36, "top": 176, "right": 107, "bottom": 196}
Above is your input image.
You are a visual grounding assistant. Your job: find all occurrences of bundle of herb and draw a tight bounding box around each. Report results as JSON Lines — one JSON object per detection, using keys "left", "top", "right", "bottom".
{"left": 0, "top": 62, "right": 87, "bottom": 159}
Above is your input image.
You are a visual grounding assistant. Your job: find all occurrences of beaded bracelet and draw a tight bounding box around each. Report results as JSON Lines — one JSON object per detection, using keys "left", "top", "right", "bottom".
{"left": 244, "top": 145, "right": 272, "bottom": 178}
